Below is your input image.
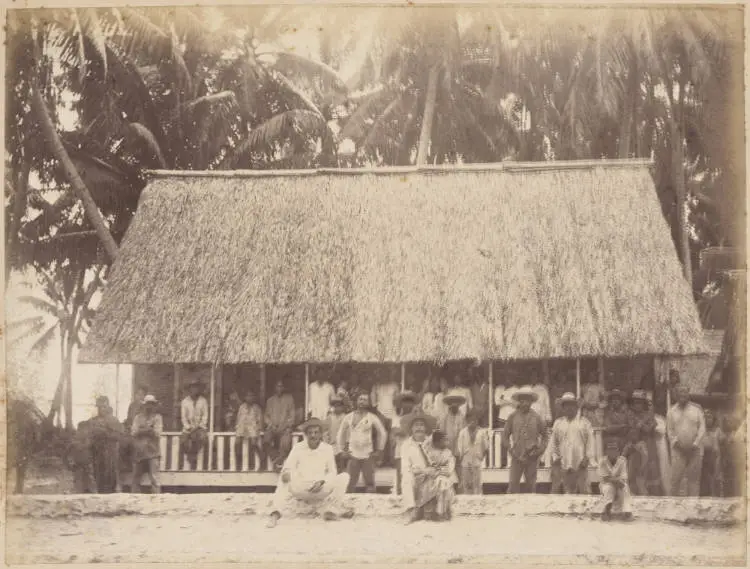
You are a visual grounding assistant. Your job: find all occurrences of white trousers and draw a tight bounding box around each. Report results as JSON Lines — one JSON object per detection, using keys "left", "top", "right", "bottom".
{"left": 600, "top": 482, "right": 632, "bottom": 513}
{"left": 272, "top": 472, "right": 350, "bottom": 515}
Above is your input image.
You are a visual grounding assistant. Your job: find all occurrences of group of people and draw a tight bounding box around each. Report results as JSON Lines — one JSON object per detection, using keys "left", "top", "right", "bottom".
{"left": 65, "top": 393, "right": 162, "bottom": 494}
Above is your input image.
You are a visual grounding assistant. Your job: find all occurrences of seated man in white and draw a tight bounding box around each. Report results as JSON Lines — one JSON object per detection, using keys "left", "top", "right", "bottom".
{"left": 266, "top": 417, "right": 353, "bottom": 528}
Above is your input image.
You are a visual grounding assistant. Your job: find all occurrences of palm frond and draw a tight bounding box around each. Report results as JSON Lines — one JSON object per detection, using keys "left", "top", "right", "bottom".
{"left": 339, "top": 87, "right": 393, "bottom": 140}
{"left": 182, "top": 91, "right": 237, "bottom": 114}
{"left": 72, "top": 9, "right": 88, "bottom": 83}
{"left": 29, "top": 323, "right": 59, "bottom": 355}
{"left": 17, "top": 296, "right": 60, "bottom": 317}
{"left": 7, "top": 317, "right": 48, "bottom": 346}
{"left": 224, "top": 109, "right": 325, "bottom": 167}
{"left": 259, "top": 50, "right": 348, "bottom": 95}
{"left": 80, "top": 8, "right": 107, "bottom": 76}
{"left": 127, "top": 122, "right": 168, "bottom": 168}
{"left": 271, "top": 71, "right": 324, "bottom": 118}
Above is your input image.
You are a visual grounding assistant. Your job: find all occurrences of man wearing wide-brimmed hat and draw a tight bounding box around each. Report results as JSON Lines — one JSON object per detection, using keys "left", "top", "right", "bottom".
{"left": 399, "top": 411, "right": 439, "bottom": 523}
{"left": 267, "top": 417, "right": 353, "bottom": 528}
{"left": 130, "top": 394, "right": 163, "bottom": 493}
{"left": 180, "top": 378, "right": 209, "bottom": 470}
{"left": 438, "top": 389, "right": 468, "bottom": 462}
{"left": 549, "top": 392, "right": 595, "bottom": 494}
{"left": 602, "top": 388, "right": 629, "bottom": 449}
{"left": 502, "top": 386, "right": 548, "bottom": 493}
{"left": 390, "top": 390, "right": 419, "bottom": 494}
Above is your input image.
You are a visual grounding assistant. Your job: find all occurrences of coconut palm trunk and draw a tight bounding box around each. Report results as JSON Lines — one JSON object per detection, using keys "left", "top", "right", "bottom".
{"left": 668, "top": 116, "right": 692, "bottom": 283}
{"left": 30, "top": 78, "right": 119, "bottom": 263}
{"left": 416, "top": 65, "right": 440, "bottom": 166}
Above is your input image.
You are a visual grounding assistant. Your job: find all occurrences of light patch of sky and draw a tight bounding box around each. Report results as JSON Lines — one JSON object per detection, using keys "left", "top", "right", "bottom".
{"left": 6, "top": 272, "right": 133, "bottom": 424}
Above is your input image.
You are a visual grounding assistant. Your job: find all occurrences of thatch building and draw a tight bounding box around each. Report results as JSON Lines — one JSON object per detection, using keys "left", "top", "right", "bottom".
{"left": 80, "top": 160, "right": 705, "bottom": 488}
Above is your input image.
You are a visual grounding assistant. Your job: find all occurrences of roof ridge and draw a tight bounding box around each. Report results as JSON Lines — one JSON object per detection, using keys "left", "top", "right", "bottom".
{"left": 147, "top": 159, "right": 654, "bottom": 179}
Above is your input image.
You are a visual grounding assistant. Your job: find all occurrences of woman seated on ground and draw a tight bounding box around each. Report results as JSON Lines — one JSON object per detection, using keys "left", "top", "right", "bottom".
{"left": 400, "top": 413, "right": 455, "bottom": 523}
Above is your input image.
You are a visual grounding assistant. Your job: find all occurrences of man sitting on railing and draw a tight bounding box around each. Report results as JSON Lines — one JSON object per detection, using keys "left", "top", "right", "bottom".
{"left": 266, "top": 417, "right": 353, "bottom": 528}
{"left": 180, "top": 380, "right": 209, "bottom": 470}
{"left": 235, "top": 390, "right": 264, "bottom": 471}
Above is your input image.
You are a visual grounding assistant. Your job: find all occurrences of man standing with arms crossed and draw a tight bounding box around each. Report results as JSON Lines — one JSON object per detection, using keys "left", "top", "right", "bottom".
{"left": 338, "top": 392, "right": 387, "bottom": 493}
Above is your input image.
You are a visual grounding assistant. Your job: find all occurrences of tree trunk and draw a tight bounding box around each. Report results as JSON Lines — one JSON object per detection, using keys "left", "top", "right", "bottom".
{"left": 416, "top": 65, "right": 440, "bottom": 166}
{"left": 618, "top": 50, "right": 638, "bottom": 159}
{"left": 6, "top": 161, "right": 31, "bottom": 284}
{"left": 30, "top": 77, "right": 119, "bottom": 263}
{"left": 63, "top": 332, "right": 75, "bottom": 431}
{"left": 669, "top": 116, "right": 693, "bottom": 283}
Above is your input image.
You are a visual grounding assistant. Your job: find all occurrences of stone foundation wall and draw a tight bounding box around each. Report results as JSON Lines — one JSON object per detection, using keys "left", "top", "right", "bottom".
{"left": 8, "top": 494, "right": 744, "bottom": 527}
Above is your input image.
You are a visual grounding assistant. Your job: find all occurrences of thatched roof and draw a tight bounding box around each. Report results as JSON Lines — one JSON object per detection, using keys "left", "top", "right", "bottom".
{"left": 80, "top": 160, "right": 706, "bottom": 364}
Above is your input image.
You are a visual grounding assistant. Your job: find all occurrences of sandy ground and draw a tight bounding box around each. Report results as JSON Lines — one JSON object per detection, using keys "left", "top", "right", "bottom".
{"left": 6, "top": 514, "right": 746, "bottom": 565}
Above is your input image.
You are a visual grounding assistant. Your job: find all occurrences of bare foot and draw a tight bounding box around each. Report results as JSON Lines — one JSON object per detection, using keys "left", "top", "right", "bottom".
{"left": 340, "top": 509, "right": 354, "bottom": 519}
{"left": 323, "top": 511, "right": 338, "bottom": 521}
{"left": 266, "top": 512, "right": 280, "bottom": 528}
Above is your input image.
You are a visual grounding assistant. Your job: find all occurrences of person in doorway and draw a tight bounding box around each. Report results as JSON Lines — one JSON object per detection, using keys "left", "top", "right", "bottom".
{"left": 438, "top": 389, "right": 467, "bottom": 479}
{"left": 721, "top": 412, "right": 746, "bottom": 497}
{"left": 549, "top": 392, "right": 595, "bottom": 494}
{"left": 264, "top": 379, "right": 295, "bottom": 470}
{"left": 130, "top": 394, "right": 163, "bottom": 493}
{"left": 335, "top": 379, "right": 353, "bottom": 413}
{"left": 700, "top": 408, "right": 724, "bottom": 497}
{"left": 449, "top": 374, "right": 473, "bottom": 417}
{"left": 309, "top": 372, "right": 336, "bottom": 420}
{"left": 602, "top": 389, "right": 629, "bottom": 450}
{"left": 235, "top": 390, "right": 264, "bottom": 470}
{"left": 628, "top": 389, "right": 662, "bottom": 495}
{"left": 580, "top": 376, "right": 605, "bottom": 428}
{"left": 598, "top": 439, "right": 632, "bottom": 521}
{"left": 391, "top": 390, "right": 418, "bottom": 494}
{"left": 125, "top": 386, "right": 146, "bottom": 431}
{"left": 90, "top": 396, "right": 125, "bottom": 493}
{"left": 180, "top": 379, "right": 209, "bottom": 470}
{"left": 370, "top": 372, "right": 399, "bottom": 423}
{"left": 266, "top": 418, "right": 354, "bottom": 528}
{"left": 456, "top": 409, "right": 489, "bottom": 494}
{"left": 470, "top": 370, "right": 490, "bottom": 427}
{"left": 223, "top": 390, "right": 241, "bottom": 432}
{"left": 65, "top": 420, "right": 96, "bottom": 493}
{"left": 337, "top": 392, "right": 387, "bottom": 493}
{"left": 323, "top": 395, "right": 348, "bottom": 473}
{"left": 666, "top": 385, "right": 706, "bottom": 496}
{"left": 651, "top": 398, "right": 671, "bottom": 496}
{"left": 421, "top": 373, "right": 445, "bottom": 419}
{"left": 502, "top": 386, "right": 548, "bottom": 494}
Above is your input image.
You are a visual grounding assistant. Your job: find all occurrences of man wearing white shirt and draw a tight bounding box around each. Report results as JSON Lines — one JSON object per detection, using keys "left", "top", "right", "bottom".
{"left": 371, "top": 378, "right": 399, "bottom": 421}
{"left": 267, "top": 417, "right": 353, "bottom": 528}
{"left": 180, "top": 380, "right": 209, "bottom": 470}
{"left": 549, "top": 392, "right": 595, "bottom": 494}
{"left": 308, "top": 376, "right": 336, "bottom": 420}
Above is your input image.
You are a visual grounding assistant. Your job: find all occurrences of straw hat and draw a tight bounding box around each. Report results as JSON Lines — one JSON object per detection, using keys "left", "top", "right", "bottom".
{"left": 402, "top": 412, "right": 437, "bottom": 435}
{"left": 606, "top": 388, "right": 626, "bottom": 400}
{"left": 630, "top": 389, "right": 649, "bottom": 402}
{"left": 394, "top": 390, "right": 418, "bottom": 405}
{"left": 511, "top": 386, "right": 539, "bottom": 402}
{"left": 299, "top": 417, "right": 324, "bottom": 433}
{"left": 188, "top": 378, "right": 204, "bottom": 389}
{"left": 330, "top": 395, "right": 345, "bottom": 406}
{"left": 143, "top": 394, "right": 158, "bottom": 405}
{"left": 443, "top": 389, "right": 467, "bottom": 406}
{"left": 558, "top": 392, "right": 578, "bottom": 405}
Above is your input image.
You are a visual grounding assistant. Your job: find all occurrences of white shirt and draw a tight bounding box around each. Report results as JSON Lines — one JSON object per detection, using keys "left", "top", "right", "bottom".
{"left": 371, "top": 381, "right": 399, "bottom": 419}
{"left": 422, "top": 392, "right": 446, "bottom": 419}
{"left": 181, "top": 396, "right": 208, "bottom": 432}
{"left": 308, "top": 381, "right": 335, "bottom": 420}
{"left": 494, "top": 385, "right": 518, "bottom": 421}
{"left": 549, "top": 415, "right": 595, "bottom": 470}
{"left": 531, "top": 384, "right": 552, "bottom": 423}
{"left": 281, "top": 440, "right": 337, "bottom": 491}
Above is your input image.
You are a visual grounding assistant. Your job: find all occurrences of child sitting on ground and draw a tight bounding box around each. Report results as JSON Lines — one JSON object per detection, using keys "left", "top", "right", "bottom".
{"left": 597, "top": 439, "right": 632, "bottom": 521}
{"left": 426, "top": 430, "right": 458, "bottom": 520}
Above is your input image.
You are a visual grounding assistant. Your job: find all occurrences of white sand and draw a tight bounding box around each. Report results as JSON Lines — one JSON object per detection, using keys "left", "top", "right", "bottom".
{"left": 6, "top": 514, "right": 746, "bottom": 565}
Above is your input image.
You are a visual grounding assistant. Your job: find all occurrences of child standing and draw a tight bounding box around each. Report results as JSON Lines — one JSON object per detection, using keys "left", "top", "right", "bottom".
{"left": 235, "top": 390, "right": 264, "bottom": 470}
{"left": 598, "top": 439, "right": 632, "bottom": 521}
{"left": 456, "top": 409, "right": 489, "bottom": 494}
{"left": 426, "top": 430, "right": 457, "bottom": 520}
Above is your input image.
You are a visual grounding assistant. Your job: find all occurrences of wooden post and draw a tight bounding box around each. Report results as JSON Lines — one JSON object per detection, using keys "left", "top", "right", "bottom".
{"left": 401, "top": 363, "right": 406, "bottom": 391}
{"left": 575, "top": 359, "right": 581, "bottom": 399}
{"left": 115, "top": 364, "right": 120, "bottom": 418}
{"left": 173, "top": 364, "right": 181, "bottom": 431}
{"left": 305, "top": 364, "right": 310, "bottom": 419}
{"left": 652, "top": 356, "right": 660, "bottom": 402}
{"left": 260, "top": 364, "right": 267, "bottom": 403}
{"left": 208, "top": 364, "right": 217, "bottom": 470}
{"left": 598, "top": 357, "right": 605, "bottom": 387}
{"left": 487, "top": 361, "right": 494, "bottom": 429}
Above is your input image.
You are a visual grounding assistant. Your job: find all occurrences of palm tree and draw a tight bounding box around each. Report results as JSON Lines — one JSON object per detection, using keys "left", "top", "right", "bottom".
{"left": 9, "top": 264, "right": 103, "bottom": 430}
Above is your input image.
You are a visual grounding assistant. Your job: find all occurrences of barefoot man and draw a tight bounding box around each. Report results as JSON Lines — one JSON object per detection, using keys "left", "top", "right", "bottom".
{"left": 266, "top": 418, "right": 353, "bottom": 528}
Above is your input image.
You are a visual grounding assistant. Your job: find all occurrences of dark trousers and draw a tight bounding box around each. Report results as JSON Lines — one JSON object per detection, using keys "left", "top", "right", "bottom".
{"left": 508, "top": 457, "right": 538, "bottom": 493}
{"left": 347, "top": 456, "right": 376, "bottom": 492}
{"left": 263, "top": 428, "right": 292, "bottom": 468}
{"left": 180, "top": 428, "right": 207, "bottom": 469}
{"left": 335, "top": 453, "right": 348, "bottom": 474}
{"left": 234, "top": 436, "right": 264, "bottom": 471}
